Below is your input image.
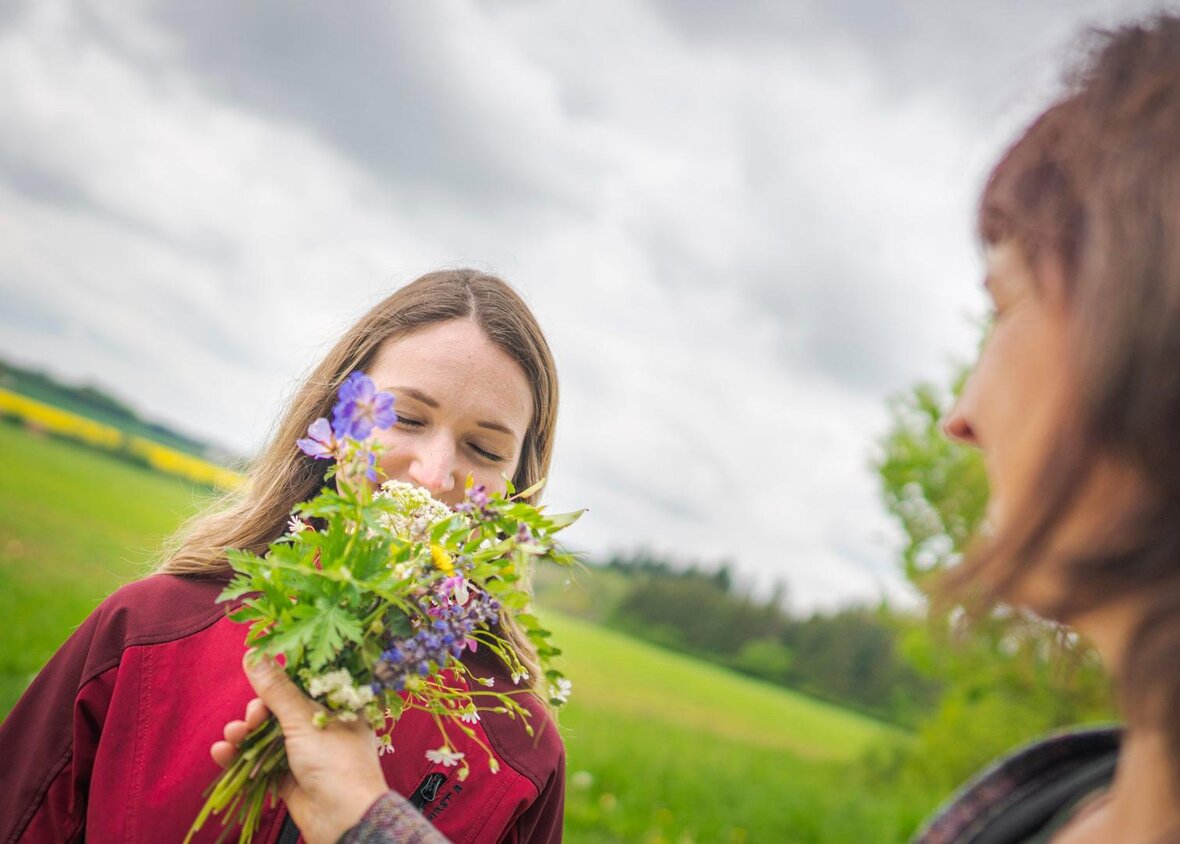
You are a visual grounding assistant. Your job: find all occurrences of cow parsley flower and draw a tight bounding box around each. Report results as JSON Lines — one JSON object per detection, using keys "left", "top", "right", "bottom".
{"left": 375, "top": 480, "right": 453, "bottom": 542}
{"left": 306, "top": 669, "right": 376, "bottom": 713}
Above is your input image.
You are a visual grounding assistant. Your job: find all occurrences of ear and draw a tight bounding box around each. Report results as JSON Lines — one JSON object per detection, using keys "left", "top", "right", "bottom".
{"left": 1032, "top": 249, "right": 1071, "bottom": 314}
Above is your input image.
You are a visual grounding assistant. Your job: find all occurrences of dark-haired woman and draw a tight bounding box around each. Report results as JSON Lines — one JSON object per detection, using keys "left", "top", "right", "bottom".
{"left": 916, "top": 13, "right": 1180, "bottom": 844}
{"left": 0, "top": 270, "right": 566, "bottom": 843}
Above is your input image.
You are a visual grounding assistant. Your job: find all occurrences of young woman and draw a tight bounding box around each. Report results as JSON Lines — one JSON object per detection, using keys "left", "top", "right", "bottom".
{"left": 916, "top": 14, "right": 1180, "bottom": 843}
{"left": 213, "top": 13, "right": 1180, "bottom": 844}
{"left": 0, "top": 270, "right": 566, "bottom": 843}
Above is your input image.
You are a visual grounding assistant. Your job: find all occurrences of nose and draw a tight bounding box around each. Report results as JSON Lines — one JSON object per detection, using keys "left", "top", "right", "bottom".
{"left": 407, "top": 437, "right": 458, "bottom": 497}
{"left": 942, "top": 396, "right": 979, "bottom": 447}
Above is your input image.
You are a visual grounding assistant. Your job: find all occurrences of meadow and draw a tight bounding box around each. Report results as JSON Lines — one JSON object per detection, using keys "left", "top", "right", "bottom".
{"left": 0, "top": 421, "right": 942, "bottom": 842}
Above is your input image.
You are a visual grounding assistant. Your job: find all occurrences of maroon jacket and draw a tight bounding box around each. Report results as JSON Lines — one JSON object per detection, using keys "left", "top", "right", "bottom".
{"left": 0, "top": 574, "right": 565, "bottom": 844}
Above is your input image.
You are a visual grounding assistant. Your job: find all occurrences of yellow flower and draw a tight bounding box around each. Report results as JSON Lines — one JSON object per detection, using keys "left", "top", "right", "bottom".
{"left": 430, "top": 544, "right": 455, "bottom": 574}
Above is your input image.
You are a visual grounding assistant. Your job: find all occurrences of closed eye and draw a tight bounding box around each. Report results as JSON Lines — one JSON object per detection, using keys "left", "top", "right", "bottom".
{"left": 470, "top": 442, "right": 506, "bottom": 463}
{"left": 396, "top": 416, "right": 425, "bottom": 429}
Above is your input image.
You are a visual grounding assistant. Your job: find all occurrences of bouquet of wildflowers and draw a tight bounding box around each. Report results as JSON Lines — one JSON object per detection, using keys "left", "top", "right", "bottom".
{"left": 187, "top": 372, "right": 581, "bottom": 844}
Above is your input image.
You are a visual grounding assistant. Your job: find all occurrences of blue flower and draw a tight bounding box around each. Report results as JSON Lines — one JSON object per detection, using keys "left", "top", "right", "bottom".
{"left": 296, "top": 417, "right": 336, "bottom": 460}
{"left": 331, "top": 372, "right": 397, "bottom": 441}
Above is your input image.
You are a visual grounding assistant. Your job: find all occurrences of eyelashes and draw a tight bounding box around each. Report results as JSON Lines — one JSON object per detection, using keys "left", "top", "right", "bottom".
{"left": 394, "top": 417, "right": 507, "bottom": 464}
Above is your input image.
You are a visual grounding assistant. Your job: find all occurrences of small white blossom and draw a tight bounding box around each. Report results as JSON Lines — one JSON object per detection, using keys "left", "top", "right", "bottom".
{"left": 511, "top": 669, "right": 530, "bottom": 685}
{"left": 425, "top": 747, "right": 465, "bottom": 767}
{"left": 375, "top": 480, "right": 453, "bottom": 543}
{"left": 306, "top": 669, "right": 376, "bottom": 713}
{"left": 460, "top": 706, "right": 481, "bottom": 724}
{"left": 287, "top": 515, "right": 310, "bottom": 534}
{"left": 476, "top": 677, "right": 495, "bottom": 688}
{"left": 548, "top": 677, "right": 573, "bottom": 704}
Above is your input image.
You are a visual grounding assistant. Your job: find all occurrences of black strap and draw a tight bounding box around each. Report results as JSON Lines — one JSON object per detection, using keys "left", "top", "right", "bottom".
{"left": 277, "top": 814, "right": 301, "bottom": 844}
{"left": 971, "top": 751, "right": 1118, "bottom": 844}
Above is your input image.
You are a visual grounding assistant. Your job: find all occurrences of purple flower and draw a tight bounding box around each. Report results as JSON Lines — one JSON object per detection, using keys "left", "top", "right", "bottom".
{"left": 359, "top": 449, "right": 379, "bottom": 482}
{"left": 331, "top": 372, "right": 397, "bottom": 441}
{"left": 296, "top": 417, "right": 336, "bottom": 460}
{"left": 371, "top": 591, "right": 502, "bottom": 692}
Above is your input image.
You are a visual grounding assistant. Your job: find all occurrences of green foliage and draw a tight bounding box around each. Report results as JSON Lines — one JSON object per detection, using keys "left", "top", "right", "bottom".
{"left": 875, "top": 374, "right": 989, "bottom": 584}
{"left": 873, "top": 369, "right": 1116, "bottom": 793}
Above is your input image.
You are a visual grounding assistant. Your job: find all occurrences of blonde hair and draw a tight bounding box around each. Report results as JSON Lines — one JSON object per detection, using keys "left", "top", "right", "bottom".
{"left": 158, "top": 268, "right": 559, "bottom": 692}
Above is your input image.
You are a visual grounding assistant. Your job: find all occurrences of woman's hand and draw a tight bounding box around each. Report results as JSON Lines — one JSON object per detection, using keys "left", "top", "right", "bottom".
{"left": 211, "top": 653, "right": 390, "bottom": 844}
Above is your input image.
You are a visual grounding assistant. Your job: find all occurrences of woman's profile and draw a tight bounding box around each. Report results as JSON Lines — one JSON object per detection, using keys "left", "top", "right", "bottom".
{"left": 917, "top": 13, "right": 1180, "bottom": 843}
{"left": 0, "top": 269, "right": 566, "bottom": 843}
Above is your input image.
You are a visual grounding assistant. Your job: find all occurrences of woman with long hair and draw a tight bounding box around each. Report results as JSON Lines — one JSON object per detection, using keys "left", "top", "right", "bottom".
{"left": 0, "top": 269, "right": 566, "bottom": 843}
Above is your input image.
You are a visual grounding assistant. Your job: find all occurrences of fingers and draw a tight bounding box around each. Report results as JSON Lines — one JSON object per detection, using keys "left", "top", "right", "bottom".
{"left": 223, "top": 718, "right": 250, "bottom": 746}
{"left": 210, "top": 739, "right": 237, "bottom": 768}
{"left": 242, "top": 651, "right": 317, "bottom": 730}
{"left": 244, "top": 696, "right": 269, "bottom": 730}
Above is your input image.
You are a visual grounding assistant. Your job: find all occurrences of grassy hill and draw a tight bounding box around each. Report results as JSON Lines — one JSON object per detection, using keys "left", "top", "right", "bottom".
{"left": 0, "top": 421, "right": 940, "bottom": 841}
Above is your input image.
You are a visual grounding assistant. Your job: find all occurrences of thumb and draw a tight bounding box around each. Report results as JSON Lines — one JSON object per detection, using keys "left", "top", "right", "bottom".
{"left": 242, "top": 651, "right": 316, "bottom": 729}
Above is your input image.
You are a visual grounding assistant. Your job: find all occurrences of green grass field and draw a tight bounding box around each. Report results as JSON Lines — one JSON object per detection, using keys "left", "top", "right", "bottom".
{"left": 0, "top": 421, "right": 941, "bottom": 841}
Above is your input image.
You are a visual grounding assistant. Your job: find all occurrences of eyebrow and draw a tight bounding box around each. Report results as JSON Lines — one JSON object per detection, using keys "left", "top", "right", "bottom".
{"left": 388, "top": 386, "right": 518, "bottom": 437}
{"left": 391, "top": 386, "right": 439, "bottom": 408}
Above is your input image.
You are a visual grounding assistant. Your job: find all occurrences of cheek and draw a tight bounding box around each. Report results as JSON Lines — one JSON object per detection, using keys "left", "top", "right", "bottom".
{"left": 372, "top": 432, "right": 411, "bottom": 477}
{"left": 469, "top": 461, "right": 517, "bottom": 497}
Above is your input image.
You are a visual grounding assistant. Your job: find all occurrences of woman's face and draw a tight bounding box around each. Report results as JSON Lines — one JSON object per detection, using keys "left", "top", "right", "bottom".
{"left": 943, "top": 240, "right": 1073, "bottom": 538}
{"left": 366, "top": 319, "right": 534, "bottom": 508}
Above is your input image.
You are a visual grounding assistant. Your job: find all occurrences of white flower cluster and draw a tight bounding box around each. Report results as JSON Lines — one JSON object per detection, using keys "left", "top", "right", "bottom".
{"left": 375, "top": 479, "right": 453, "bottom": 543}
{"left": 306, "top": 669, "right": 376, "bottom": 721}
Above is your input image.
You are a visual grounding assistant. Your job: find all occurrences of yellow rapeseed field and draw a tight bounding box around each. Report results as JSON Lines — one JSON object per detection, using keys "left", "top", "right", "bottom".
{"left": 0, "top": 387, "right": 243, "bottom": 490}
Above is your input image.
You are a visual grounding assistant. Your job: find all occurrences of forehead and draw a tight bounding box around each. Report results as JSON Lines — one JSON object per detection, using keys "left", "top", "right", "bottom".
{"left": 370, "top": 319, "right": 533, "bottom": 430}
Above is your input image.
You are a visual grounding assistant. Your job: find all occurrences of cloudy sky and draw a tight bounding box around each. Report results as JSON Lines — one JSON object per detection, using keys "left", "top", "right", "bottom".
{"left": 0, "top": 0, "right": 1167, "bottom": 610}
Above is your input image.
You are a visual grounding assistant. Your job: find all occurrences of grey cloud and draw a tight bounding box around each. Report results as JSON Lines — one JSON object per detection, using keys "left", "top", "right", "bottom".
{"left": 120, "top": 0, "right": 595, "bottom": 216}
{"left": 0, "top": 154, "right": 101, "bottom": 214}
{"left": 1, "top": 281, "right": 71, "bottom": 337}
{"left": 645, "top": 0, "right": 1170, "bottom": 119}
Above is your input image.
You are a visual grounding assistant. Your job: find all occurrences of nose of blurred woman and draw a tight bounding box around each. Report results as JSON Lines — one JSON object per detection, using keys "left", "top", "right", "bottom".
{"left": 407, "top": 437, "right": 458, "bottom": 498}
{"left": 942, "top": 396, "right": 979, "bottom": 447}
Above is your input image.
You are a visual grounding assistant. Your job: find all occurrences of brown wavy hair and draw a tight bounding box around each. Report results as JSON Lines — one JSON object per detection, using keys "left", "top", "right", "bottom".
{"left": 942, "top": 14, "right": 1180, "bottom": 775}
{"left": 157, "top": 268, "right": 559, "bottom": 693}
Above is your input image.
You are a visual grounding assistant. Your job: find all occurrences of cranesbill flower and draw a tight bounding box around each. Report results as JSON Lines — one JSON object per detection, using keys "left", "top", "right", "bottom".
{"left": 296, "top": 417, "right": 337, "bottom": 460}
{"left": 332, "top": 372, "right": 396, "bottom": 440}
